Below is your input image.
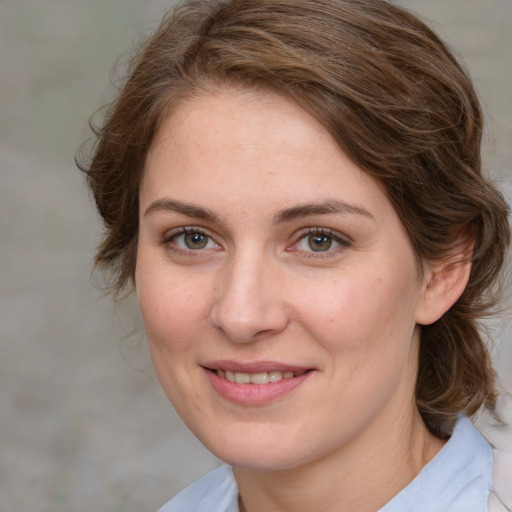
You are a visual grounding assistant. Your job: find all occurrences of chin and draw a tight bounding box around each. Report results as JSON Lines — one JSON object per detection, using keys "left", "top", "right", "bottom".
{"left": 217, "top": 447, "right": 305, "bottom": 472}
{"left": 195, "top": 425, "right": 320, "bottom": 472}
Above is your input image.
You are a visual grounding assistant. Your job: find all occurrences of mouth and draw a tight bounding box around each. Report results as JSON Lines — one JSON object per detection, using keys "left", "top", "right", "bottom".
{"left": 210, "top": 368, "right": 308, "bottom": 385}
{"left": 202, "top": 361, "right": 314, "bottom": 404}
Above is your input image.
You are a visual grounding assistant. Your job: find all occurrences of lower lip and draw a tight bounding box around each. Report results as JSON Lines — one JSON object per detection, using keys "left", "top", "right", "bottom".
{"left": 204, "top": 369, "right": 313, "bottom": 405}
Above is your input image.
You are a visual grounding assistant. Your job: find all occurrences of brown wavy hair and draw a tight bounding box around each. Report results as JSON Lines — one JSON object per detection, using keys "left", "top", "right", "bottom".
{"left": 77, "top": 0, "right": 510, "bottom": 438}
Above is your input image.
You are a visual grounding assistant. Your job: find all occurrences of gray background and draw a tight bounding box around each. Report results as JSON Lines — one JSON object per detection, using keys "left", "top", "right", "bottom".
{"left": 1, "top": 1, "right": 511, "bottom": 511}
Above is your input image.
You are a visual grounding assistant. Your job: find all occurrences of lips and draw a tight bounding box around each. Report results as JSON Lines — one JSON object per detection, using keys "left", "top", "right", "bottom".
{"left": 202, "top": 360, "right": 314, "bottom": 404}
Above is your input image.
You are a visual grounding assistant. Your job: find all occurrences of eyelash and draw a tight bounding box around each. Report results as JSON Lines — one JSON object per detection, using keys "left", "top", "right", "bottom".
{"left": 161, "top": 227, "right": 221, "bottom": 256}
{"left": 161, "top": 226, "right": 351, "bottom": 258}
{"left": 289, "top": 227, "right": 351, "bottom": 258}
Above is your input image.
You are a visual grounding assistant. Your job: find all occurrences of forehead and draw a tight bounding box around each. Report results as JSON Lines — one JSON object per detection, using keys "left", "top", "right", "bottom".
{"left": 141, "top": 88, "right": 402, "bottom": 235}
{"left": 148, "top": 88, "right": 331, "bottom": 167}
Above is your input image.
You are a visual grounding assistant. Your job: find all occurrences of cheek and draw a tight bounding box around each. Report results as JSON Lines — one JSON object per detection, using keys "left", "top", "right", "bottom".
{"left": 299, "top": 267, "right": 421, "bottom": 419}
{"left": 135, "top": 266, "right": 213, "bottom": 413}
{"left": 296, "top": 264, "right": 419, "bottom": 359}
{"left": 135, "top": 263, "right": 212, "bottom": 354}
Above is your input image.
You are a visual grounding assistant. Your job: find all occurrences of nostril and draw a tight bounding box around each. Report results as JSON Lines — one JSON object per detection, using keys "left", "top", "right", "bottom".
{"left": 209, "top": 304, "right": 289, "bottom": 344}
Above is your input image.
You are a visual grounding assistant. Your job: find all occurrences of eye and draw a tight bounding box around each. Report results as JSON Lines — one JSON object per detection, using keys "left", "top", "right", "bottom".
{"left": 300, "top": 233, "right": 337, "bottom": 252}
{"left": 291, "top": 228, "right": 349, "bottom": 254}
{"left": 164, "top": 228, "right": 220, "bottom": 252}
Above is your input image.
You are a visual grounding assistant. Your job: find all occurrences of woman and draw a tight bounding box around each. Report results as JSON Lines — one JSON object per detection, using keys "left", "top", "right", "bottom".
{"left": 78, "top": 0, "right": 511, "bottom": 510}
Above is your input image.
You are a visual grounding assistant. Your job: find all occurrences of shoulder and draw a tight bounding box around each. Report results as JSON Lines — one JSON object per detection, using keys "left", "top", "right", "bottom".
{"left": 476, "top": 397, "right": 512, "bottom": 512}
{"left": 157, "top": 465, "right": 239, "bottom": 512}
{"left": 380, "top": 416, "right": 494, "bottom": 512}
{"left": 489, "top": 448, "right": 512, "bottom": 512}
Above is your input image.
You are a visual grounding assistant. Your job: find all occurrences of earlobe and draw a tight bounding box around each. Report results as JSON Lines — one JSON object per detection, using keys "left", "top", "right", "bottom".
{"left": 415, "top": 255, "right": 472, "bottom": 326}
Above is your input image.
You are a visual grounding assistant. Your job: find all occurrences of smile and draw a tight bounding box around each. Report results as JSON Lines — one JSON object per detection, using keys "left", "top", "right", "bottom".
{"left": 215, "top": 369, "right": 307, "bottom": 385}
{"left": 203, "top": 363, "right": 314, "bottom": 405}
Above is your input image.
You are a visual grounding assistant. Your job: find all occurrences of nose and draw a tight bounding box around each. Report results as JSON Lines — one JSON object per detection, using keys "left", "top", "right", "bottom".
{"left": 209, "top": 253, "right": 289, "bottom": 343}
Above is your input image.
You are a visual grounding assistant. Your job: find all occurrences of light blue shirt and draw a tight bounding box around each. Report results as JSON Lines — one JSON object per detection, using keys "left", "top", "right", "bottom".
{"left": 158, "top": 416, "right": 494, "bottom": 512}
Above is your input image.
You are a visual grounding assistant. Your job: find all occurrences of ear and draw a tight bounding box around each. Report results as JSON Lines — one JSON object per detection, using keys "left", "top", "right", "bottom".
{"left": 415, "top": 246, "right": 473, "bottom": 326}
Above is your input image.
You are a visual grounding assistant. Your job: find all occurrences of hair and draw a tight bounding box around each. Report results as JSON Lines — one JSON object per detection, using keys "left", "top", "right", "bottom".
{"left": 77, "top": 0, "right": 510, "bottom": 438}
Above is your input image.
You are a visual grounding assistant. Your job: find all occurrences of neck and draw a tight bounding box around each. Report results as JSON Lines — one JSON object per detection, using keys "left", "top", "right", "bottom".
{"left": 234, "top": 407, "right": 445, "bottom": 512}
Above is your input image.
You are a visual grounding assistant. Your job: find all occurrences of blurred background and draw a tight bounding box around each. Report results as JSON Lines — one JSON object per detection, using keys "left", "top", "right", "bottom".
{"left": 1, "top": 1, "right": 511, "bottom": 511}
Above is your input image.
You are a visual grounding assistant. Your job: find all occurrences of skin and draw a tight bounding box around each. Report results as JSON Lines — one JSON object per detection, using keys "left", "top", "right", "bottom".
{"left": 136, "top": 89, "right": 468, "bottom": 511}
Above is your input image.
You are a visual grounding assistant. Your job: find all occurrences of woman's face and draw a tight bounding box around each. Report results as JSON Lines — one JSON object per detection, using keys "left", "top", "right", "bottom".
{"left": 136, "top": 89, "right": 431, "bottom": 471}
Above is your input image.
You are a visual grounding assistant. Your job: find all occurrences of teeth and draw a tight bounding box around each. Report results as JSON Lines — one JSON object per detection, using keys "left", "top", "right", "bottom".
{"left": 250, "top": 372, "right": 268, "bottom": 385}
{"left": 216, "top": 369, "right": 305, "bottom": 384}
{"left": 235, "top": 372, "right": 251, "bottom": 384}
{"left": 268, "top": 371, "right": 282, "bottom": 382}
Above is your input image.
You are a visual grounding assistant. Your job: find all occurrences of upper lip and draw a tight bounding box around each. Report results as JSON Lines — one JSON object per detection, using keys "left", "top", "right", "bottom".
{"left": 203, "top": 360, "right": 313, "bottom": 373}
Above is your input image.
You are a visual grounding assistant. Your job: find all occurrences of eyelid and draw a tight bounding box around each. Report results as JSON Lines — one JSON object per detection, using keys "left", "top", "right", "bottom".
{"left": 288, "top": 227, "right": 351, "bottom": 255}
{"left": 161, "top": 226, "right": 222, "bottom": 254}
{"left": 160, "top": 225, "right": 350, "bottom": 257}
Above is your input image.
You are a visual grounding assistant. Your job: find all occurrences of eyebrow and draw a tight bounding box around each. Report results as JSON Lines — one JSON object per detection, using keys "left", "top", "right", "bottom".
{"left": 143, "top": 198, "right": 374, "bottom": 224}
{"left": 273, "top": 199, "right": 374, "bottom": 224}
{"left": 144, "top": 199, "right": 218, "bottom": 221}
